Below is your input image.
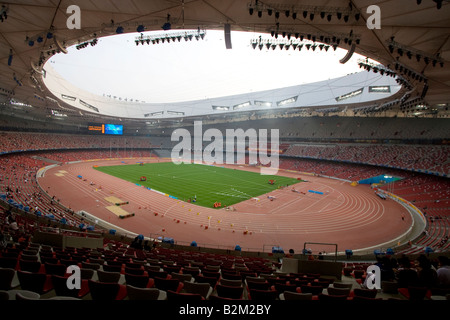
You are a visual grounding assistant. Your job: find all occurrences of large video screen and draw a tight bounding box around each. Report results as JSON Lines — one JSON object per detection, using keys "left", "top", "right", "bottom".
{"left": 88, "top": 123, "right": 123, "bottom": 135}
{"left": 104, "top": 124, "right": 123, "bottom": 135}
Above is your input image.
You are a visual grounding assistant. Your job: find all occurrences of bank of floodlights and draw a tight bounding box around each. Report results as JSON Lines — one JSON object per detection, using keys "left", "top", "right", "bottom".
{"left": 135, "top": 28, "right": 206, "bottom": 46}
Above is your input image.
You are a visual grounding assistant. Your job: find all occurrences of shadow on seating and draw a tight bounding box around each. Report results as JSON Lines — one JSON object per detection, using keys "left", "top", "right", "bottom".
{"left": 182, "top": 281, "right": 212, "bottom": 299}
{"left": 216, "top": 284, "right": 244, "bottom": 299}
{"left": 280, "top": 291, "right": 313, "bottom": 300}
{"left": 0, "top": 268, "right": 16, "bottom": 290}
{"left": 126, "top": 285, "right": 164, "bottom": 300}
{"left": 17, "top": 270, "right": 53, "bottom": 295}
{"left": 167, "top": 290, "right": 204, "bottom": 301}
{"left": 248, "top": 288, "right": 278, "bottom": 301}
{"left": 88, "top": 280, "right": 127, "bottom": 300}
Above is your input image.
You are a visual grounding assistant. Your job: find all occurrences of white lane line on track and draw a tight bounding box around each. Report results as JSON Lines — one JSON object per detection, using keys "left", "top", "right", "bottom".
{"left": 51, "top": 162, "right": 393, "bottom": 235}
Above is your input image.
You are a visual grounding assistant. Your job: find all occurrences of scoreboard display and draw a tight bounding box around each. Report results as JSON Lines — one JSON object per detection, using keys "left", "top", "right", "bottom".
{"left": 88, "top": 123, "right": 123, "bottom": 135}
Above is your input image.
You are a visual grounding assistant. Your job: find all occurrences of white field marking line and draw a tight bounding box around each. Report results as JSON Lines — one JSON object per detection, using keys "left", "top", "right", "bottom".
{"left": 96, "top": 163, "right": 281, "bottom": 202}
{"left": 91, "top": 168, "right": 249, "bottom": 212}
{"left": 67, "top": 165, "right": 164, "bottom": 208}
{"left": 98, "top": 175, "right": 380, "bottom": 233}
{"left": 94, "top": 172, "right": 258, "bottom": 218}
{"left": 205, "top": 167, "right": 272, "bottom": 188}
{"left": 212, "top": 192, "right": 248, "bottom": 198}
{"left": 230, "top": 188, "right": 252, "bottom": 198}
{"left": 73, "top": 165, "right": 185, "bottom": 218}
{"left": 168, "top": 173, "right": 273, "bottom": 201}
{"left": 141, "top": 174, "right": 386, "bottom": 235}
{"left": 86, "top": 165, "right": 335, "bottom": 219}
{"left": 157, "top": 171, "right": 270, "bottom": 194}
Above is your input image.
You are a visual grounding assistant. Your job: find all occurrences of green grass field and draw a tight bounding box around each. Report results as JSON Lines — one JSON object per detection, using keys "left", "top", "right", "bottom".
{"left": 94, "top": 162, "right": 300, "bottom": 208}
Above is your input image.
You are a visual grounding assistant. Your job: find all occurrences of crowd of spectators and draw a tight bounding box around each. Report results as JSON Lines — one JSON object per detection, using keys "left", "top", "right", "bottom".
{"left": 0, "top": 153, "right": 84, "bottom": 228}
{"left": 0, "top": 131, "right": 156, "bottom": 154}
{"left": 284, "top": 143, "right": 449, "bottom": 176}
{"left": 372, "top": 254, "right": 450, "bottom": 290}
{"left": 0, "top": 129, "right": 448, "bottom": 257}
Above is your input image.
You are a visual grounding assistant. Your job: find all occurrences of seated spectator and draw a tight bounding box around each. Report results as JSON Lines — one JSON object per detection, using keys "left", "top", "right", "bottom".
{"left": 377, "top": 256, "right": 397, "bottom": 281}
{"left": 415, "top": 255, "right": 438, "bottom": 289}
{"left": 436, "top": 256, "right": 450, "bottom": 288}
{"left": 395, "top": 257, "right": 420, "bottom": 288}
{"left": 0, "top": 229, "right": 6, "bottom": 249}
{"left": 439, "top": 236, "right": 448, "bottom": 247}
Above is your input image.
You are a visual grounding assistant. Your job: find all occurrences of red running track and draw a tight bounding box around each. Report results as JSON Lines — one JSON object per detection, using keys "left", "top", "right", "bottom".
{"left": 37, "top": 158, "right": 412, "bottom": 254}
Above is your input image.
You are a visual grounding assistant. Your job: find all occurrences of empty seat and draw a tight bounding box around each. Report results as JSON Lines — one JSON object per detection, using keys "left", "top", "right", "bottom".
{"left": 126, "top": 285, "right": 163, "bottom": 300}
{"left": 97, "top": 269, "right": 121, "bottom": 283}
{"left": 153, "top": 277, "right": 183, "bottom": 293}
{"left": 216, "top": 284, "right": 244, "bottom": 299}
{"left": 167, "top": 290, "right": 204, "bottom": 301}
{"left": 18, "top": 260, "right": 41, "bottom": 273}
{"left": 88, "top": 280, "right": 127, "bottom": 300}
{"left": 280, "top": 291, "right": 313, "bottom": 300}
{"left": 19, "top": 254, "right": 39, "bottom": 262}
{"left": 0, "top": 268, "right": 16, "bottom": 290}
{"left": 327, "top": 286, "right": 351, "bottom": 297}
{"left": 125, "top": 262, "right": 142, "bottom": 269}
{"left": 219, "top": 278, "right": 242, "bottom": 287}
{"left": 5, "top": 289, "right": 40, "bottom": 301}
{"left": 15, "top": 291, "right": 41, "bottom": 300}
{"left": 248, "top": 289, "right": 278, "bottom": 301}
{"left": 202, "top": 270, "right": 220, "bottom": 279}
{"left": 194, "top": 274, "right": 218, "bottom": 288}
{"left": 80, "top": 268, "right": 94, "bottom": 280}
{"left": 88, "top": 258, "right": 104, "bottom": 265}
{"left": 332, "top": 282, "right": 353, "bottom": 289}
{"left": 146, "top": 270, "right": 168, "bottom": 279}
{"left": 163, "top": 265, "right": 182, "bottom": 274}
{"left": 44, "top": 263, "right": 67, "bottom": 276}
{"left": 222, "top": 272, "right": 241, "bottom": 281}
{"left": 182, "top": 267, "right": 200, "bottom": 277}
{"left": 125, "top": 273, "right": 152, "bottom": 288}
{"left": 102, "top": 264, "right": 122, "bottom": 273}
{"left": 210, "top": 294, "right": 242, "bottom": 301}
{"left": 81, "top": 262, "right": 101, "bottom": 270}
{"left": 300, "top": 285, "right": 324, "bottom": 295}
{"left": 246, "top": 280, "right": 272, "bottom": 291}
{"left": 353, "top": 288, "right": 378, "bottom": 299}
{"left": 17, "top": 271, "right": 53, "bottom": 294}
{"left": 51, "top": 274, "right": 89, "bottom": 298}
{"left": 273, "top": 282, "right": 299, "bottom": 294}
{"left": 171, "top": 272, "right": 192, "bottom": 283}
{"left": 182, "top": 281, "right": 212, "bottom": 299}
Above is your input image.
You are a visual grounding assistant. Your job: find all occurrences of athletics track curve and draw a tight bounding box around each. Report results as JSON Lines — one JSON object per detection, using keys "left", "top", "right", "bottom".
{"left": 37, "top": 158, "right": 413, "bottom": 254}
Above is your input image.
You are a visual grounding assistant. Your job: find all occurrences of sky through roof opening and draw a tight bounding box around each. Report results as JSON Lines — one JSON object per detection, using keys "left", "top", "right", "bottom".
{"left": 48, "top": 30, "right": 368, "bottom": 104}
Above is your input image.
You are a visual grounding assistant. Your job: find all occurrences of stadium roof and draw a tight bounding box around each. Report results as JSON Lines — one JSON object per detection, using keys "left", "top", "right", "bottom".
{"left": 0, "top": 0, "right": 449, "bottom": 124}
